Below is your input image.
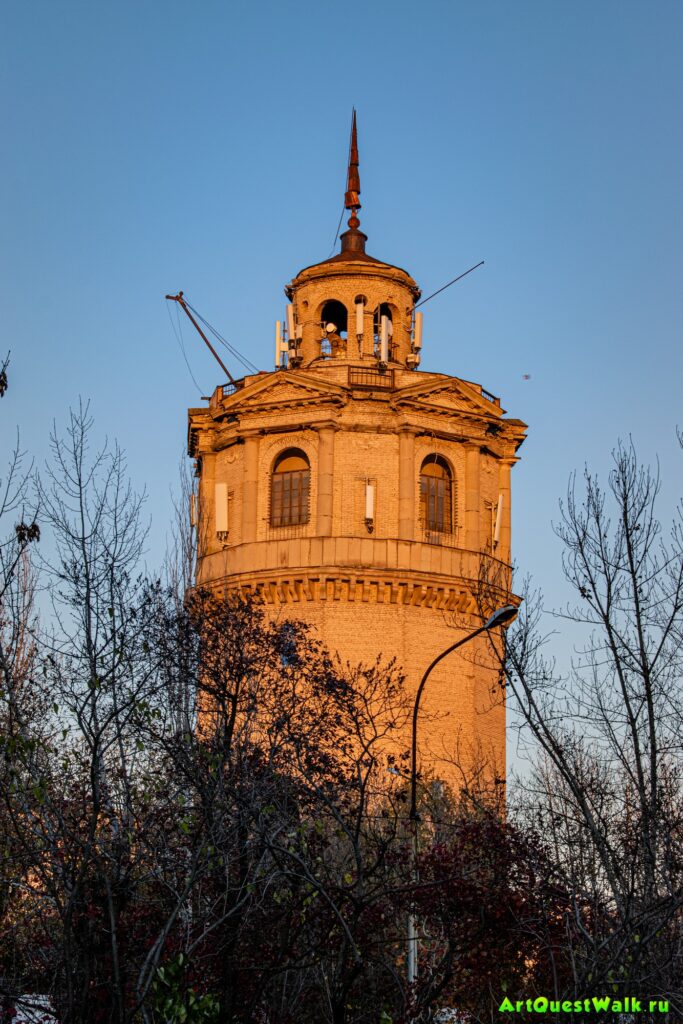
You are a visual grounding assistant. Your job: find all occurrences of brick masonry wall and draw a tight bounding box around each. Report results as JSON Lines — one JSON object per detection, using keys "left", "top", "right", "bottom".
{"left": 262, "top": 596, "right": 506, "bottom": 791}
{"left": 190, "top": 254, "right": 525, "bottom": 797}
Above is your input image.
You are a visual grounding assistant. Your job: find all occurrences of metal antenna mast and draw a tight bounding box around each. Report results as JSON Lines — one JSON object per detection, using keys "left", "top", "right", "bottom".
{"left": 165, "top": 291, "right": 236, "bottom": 384}
{"left": 414, "top": 261, "right": 485, "bottom": 309}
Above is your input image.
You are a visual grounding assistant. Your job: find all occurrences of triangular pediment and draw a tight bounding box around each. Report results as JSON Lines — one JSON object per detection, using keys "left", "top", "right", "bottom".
{"left": 394, "top": 376, "right": 502, "bottom": 416}
{"left": 221, "top": 370, "right": 346, "bottom": 413}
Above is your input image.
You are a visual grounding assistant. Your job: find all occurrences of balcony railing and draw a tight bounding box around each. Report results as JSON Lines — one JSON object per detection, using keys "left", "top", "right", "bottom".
{"left": 459, "top": 378, "right": 501, "bottom": 407}
{"left": 421, "top": 527, "right": 461, "bottom": 549}
{"left": 480, "top": 387, "right": 500, "bottom": 406}
{"left": 348, "top": 367, "right": 394, "bottom": 391}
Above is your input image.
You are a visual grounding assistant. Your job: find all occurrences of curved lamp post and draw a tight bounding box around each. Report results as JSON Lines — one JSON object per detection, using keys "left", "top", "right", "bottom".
{"left": 409, "top": 604, "right": 518, "bottom": 823}
{"left": 406, "top": 603, "right": 518, "bottom": 987}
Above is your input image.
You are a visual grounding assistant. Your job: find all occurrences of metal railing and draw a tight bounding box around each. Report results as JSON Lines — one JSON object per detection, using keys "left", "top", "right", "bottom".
{"left": 480, "top": 387, "right": 500, "bottom": 406}
{"left": 420, "top": 526, "right": 461, "bottom": 548}
{"left": 348, "top": 367, "right": 394, "bottom": 391}
{"left": 459, "top": 378, "right": 500, "bottom": 407}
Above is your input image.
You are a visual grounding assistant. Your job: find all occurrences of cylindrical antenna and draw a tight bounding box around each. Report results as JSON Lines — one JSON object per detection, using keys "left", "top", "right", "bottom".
{"left": 355, "top": 299, "right": 364, "bottom": 337}
{"left": 413, "top": 311, "right": 423, "bottom": 350}
{"left": 215, "top": 482, "right": 229, "bottom": 534}
{"left": 493, "top": 493, "right": 503, "bottom": 545}
{"left": 365, "top": 481, "right": 375, "bottom": 520}
{"left": 275, "top": 321, "right": 283, "bottom": 368}
{"left": 380, "top": 316, "right": 389, "bottom": 363}
{"left": 286, "top": 304, "right": 295, "bottom": 344}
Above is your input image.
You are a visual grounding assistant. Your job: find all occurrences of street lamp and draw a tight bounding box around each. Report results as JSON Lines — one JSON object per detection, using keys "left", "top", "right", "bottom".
{"left": 409, "top": 604, "right": 517, "bottom": 823}
{"left": 406, "top": 603, "right": 517, "bottom": 986}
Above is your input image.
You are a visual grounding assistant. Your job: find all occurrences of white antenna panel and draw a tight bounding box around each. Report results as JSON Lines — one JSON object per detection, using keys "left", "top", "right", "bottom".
{"left": 286, "top": 304, "right": 295, "bottom": 343}
{"left": 215, "top": 482, "right": 229, "bottom": 534}
{"left": 275, "top": 321, "right": 283, "bottom": 367}
{"left": 355, "top": 301, "right": 364, "bottom": 336}
{"left": 414, "top": 311, "right": 423, "bottom": 350}
{"left": 365, "top": 481, "right": 375, "bottom": 520}
{"left": 493, "top": 493, "right": 503, "bottom": 545}
{"left": 380, "top": 316, "right": 389, "bottom": 363}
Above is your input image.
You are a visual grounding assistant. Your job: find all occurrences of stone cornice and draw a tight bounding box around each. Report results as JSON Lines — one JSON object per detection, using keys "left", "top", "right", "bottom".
{"left": 286, "top": 258, "right": 420, "bottom": 296}
{"left": 190, "top": 370, "right": 527, "bottom": 457}
{"left": 205, "top": 416, "right": 522, "bottom": 456}
{"left": 198, "top": 565, "right": 515, "bottom": 618}
{"left": 209, "top": 418, "right": 343, "bottom": 452}
{"left": 240, "top": 395, "right": 345, "bottom": 414}
{"left": 392, "top": 397, "right": 498, "bottom": 422}
{"left": 312, "top": 420, "right": 341, "bottom": 432}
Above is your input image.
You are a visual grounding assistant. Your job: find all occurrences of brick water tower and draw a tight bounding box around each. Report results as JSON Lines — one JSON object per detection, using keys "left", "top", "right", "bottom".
{"left": 187, "top": 116, "right": 526, "bottom": 788}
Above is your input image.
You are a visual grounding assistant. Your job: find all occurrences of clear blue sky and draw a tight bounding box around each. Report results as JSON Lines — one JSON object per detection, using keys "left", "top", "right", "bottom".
{"left": 3, "top": 0, "right": 682, "bottom": 621}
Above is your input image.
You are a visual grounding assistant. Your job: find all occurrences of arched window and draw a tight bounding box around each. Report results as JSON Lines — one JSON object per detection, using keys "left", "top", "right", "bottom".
{"left": 320, "top": 299, "right": 348, "bottom": 358}
{"left": 420, "top": 455, "right": 453, "bottom": 533}
{"left": 270, "top": 449, "right": 310, "bottom": 527}
{"left": 320, "top": 299, "right": 348, "bottom": 336}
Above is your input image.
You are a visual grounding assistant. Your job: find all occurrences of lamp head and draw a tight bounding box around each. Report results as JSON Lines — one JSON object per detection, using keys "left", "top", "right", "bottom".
{"left": 484, "top": 604, "right": 518, "bottom": 630}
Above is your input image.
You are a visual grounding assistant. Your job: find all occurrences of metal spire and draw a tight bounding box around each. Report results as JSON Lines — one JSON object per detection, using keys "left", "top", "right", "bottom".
{"left": 344, "top": 108, "right": 361, "bottom": 225}
{"left": 340, "top": 109, "right": 367, "bottom": 255}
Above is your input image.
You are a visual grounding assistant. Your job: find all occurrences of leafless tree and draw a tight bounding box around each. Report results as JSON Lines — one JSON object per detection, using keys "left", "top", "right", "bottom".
{"left": 143, "top": 585, "right": 417, "bottom": 1024}
{"left": 3, "top": 392, "right": 615, "bottom": 1024}
{"left": 497, "top": 441, "right": 683, "bottom": 1013}
{"left": 0, "top": 415, "right": 420, "bottom": 1023}
{"left": 4, "top": 404, "right": 155, "bottom": 1019}
{"left": 165, "top": 453, "right": 198, "bottom": 611}
{"left": 0, "top": 356, "right": 41, "bottom": 1010}
{"left": 0, "top": 353, "right": 8, "bottom": 399}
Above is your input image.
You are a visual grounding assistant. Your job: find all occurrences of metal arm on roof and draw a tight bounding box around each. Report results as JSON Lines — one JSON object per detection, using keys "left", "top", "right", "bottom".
{"left": 165, "top": 291, "right": 236, "bottom": 385}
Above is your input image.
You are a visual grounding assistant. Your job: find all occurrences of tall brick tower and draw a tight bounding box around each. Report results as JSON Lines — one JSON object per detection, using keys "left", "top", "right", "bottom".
{"left": 188, "top": 115, "right": 526, "bottom": 787}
